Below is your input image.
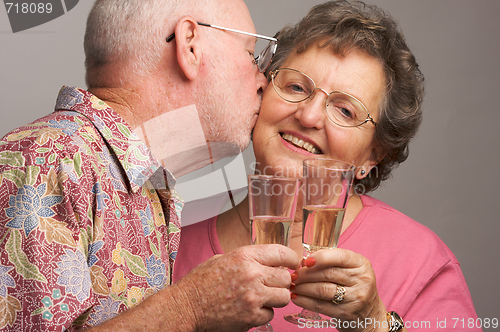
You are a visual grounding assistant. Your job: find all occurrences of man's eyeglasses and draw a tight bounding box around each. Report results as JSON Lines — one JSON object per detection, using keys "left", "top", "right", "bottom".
{"left": 166, "top": 22, "right": 277, "bottom": 73}
{"left": 270, "top": 68, "right": 378, "bottom": 127}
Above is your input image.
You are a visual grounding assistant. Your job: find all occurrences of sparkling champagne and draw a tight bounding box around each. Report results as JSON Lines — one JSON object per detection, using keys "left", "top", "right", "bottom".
{"left": 251, "top": 216, "right": 293, "bottom": 246}
{"left": 302, "top": 206, "right": 345, "bottom": 253}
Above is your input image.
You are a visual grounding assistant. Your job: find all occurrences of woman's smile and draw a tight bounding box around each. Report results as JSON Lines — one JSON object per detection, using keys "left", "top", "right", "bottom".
{"left": 280, "top": 132, "right": 323, "bottom": 155}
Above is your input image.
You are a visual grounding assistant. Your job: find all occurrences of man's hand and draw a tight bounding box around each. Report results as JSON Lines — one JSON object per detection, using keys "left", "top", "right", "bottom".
{"left": 176, "top": 244, "right": 300, "bottom": 331}
{"left": 84, "top": 244, "right": 299, "bottom": 332}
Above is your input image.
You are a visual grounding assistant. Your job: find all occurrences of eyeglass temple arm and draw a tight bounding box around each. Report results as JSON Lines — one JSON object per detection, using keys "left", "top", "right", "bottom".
{"left": 167, "top": 22, "right": 277, "bottom": 42}
{"left": 367, "top": 113, "right": 377, "bottom": 126}
{"left": 198, "top": 23, "right": 277, "bottom": 42}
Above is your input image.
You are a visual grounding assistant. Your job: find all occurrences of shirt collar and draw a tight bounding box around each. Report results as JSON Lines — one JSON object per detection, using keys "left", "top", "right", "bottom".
{"left": 54, "top": 86, "right": 177, "bottom": 193}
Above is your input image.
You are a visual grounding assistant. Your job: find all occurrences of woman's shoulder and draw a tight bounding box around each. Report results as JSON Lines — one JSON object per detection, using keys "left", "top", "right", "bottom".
{"left": 348, "top": 195, "right": 459, "bottom": 267}
{"left": 360, "top": 194, "right": 416, "bottom": 219}
{"left": 353, "top": 196, "right": 475, "bottom": 318}
{"left": 359, "top": 195, "right": 445, "bottom": 242}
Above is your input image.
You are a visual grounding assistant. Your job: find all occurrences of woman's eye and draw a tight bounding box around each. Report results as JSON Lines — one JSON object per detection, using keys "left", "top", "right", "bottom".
{"left": 340, "top": 107, "right": 354, "bottom": 119}
{"left": 286, "top": 83, "right": 307, "bottom": 94}
{"left": 328, "top": 104, "right": 355, "bottom": 119}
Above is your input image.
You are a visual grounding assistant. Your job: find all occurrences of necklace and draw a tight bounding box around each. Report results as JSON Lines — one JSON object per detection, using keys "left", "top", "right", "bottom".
{"left": 229, "top": 190, "right": 251, "bottom": 232}
{"left": 235, "top": 204, "right": 251, "bottom": 232}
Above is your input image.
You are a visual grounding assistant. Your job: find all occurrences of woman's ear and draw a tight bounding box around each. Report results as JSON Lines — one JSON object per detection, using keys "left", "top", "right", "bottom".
{"left": 174, "top": 17, "right": 202, "bottom": 80}
{"left": 357, "top": 145, "right": 387, "bottom": 180}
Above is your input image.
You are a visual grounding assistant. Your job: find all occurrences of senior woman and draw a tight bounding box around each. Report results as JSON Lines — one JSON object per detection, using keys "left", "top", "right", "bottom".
{"left": 174, "top": 1, "right": 479, "bottom": 331}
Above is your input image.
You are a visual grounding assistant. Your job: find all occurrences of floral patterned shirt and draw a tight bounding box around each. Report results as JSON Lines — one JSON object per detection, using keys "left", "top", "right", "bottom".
{"left": 0, "top": 86, "right": 183, "bottom": 331}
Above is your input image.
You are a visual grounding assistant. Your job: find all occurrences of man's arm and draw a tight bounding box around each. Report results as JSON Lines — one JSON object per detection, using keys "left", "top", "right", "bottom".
{"left": 85, "top": 244, "right": 300, "bottom": 332}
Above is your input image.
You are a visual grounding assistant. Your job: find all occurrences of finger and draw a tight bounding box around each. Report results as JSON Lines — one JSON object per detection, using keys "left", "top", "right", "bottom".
{"left": 240, "top": 244, "right": 300, "bottom": 270}
{"left": 306, "top": 248, "right": 364, "bottom": 270}
{"left": 253, "top": 307, "right": 275, "bottom": 328}
{"left": 291, "top": 282, "right": 340, "bottom": 303}
{"left": 292, "top": 265, "right": 355, "bottom": 287}
{"left": 262, "top": 287, "right": 293, "bottom": 308}
{"left": 261, "top": 266, "right": 294, "bottom": 288}
{"left": 291, "top": 293, "right": 342, "bottom": 319}
{"left": 293, "top": 249, "right": 368, "bottom": 285}
{"left": 290, "top": 283, "right": 350, "bottom": 319}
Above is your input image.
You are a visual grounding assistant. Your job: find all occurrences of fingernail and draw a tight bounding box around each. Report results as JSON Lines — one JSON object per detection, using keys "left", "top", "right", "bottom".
{"left": 291, "top": 293, "right": 297, "bottom": 300}
{"left": 290, "top": 284, "right": 295, "bottom": 291}
{"left": 304, "top": 257, "right": 316, "bottom": 268}
{"left": 291, "top": 272, "right": 298, "bottom": 282}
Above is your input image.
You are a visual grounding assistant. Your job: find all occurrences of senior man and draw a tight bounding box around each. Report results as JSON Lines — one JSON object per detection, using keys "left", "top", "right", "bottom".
{"left": 0, "top": 0, "right": 298, "bottom": 331}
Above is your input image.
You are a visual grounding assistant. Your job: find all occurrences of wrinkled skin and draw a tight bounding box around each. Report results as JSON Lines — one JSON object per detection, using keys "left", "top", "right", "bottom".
{"left": 291, "top": 249, "right": 389, "bottom": 332}
{"left": 178, "top": 244, "right": 300, "bottom": 331}
{"left": 85, "top": 244, "right": 299, "bottom": 332}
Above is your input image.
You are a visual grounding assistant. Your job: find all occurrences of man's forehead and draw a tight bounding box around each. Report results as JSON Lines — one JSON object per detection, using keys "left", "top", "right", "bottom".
{"left": 218, "top": 0, "right": 256, "bottom": 34}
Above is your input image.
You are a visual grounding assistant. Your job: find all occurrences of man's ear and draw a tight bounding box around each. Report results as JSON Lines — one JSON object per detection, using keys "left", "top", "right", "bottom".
{"left": 174, "top": 17, "right": 202, "bottom": 80}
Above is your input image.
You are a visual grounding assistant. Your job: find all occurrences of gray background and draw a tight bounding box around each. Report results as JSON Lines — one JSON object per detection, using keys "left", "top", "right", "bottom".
{"left": 1, "top": 0, "right": 499, "bottom": 325}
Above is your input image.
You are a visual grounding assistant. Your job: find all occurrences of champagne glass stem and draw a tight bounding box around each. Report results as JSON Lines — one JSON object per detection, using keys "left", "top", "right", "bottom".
{"left": 299, "top": 309, "right": 323, "bottom": 320}
{"left": 250, "top": 322, "right": 274, "bottom": 331}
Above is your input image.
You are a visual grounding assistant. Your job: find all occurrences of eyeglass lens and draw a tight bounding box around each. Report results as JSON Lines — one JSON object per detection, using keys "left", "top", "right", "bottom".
{"left": 272, "top": 69, "right": 369, "bottom": 127}
{"left": 255, "top": 40, "right": 277, "bottom": 72}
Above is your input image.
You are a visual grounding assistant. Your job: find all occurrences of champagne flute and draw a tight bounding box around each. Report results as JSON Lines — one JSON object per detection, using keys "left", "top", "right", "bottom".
{"left": 284, "top": 158, "right": 355, "bottom": 325}
{"left": 248, "top": 175, "right": 301, "bottom": 332}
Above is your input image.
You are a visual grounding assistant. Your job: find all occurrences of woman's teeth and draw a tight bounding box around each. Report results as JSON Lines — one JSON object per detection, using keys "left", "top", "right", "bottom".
{"left": 281, "top": 133, "right": 321, "bottom": 154}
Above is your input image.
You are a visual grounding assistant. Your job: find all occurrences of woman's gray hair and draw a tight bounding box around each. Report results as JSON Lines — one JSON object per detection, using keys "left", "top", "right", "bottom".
{"left": 267, "top": 0, "right": 424, "bottom": 194}
{"left": 84, "top": 0, "right": 213, "bottom": 88}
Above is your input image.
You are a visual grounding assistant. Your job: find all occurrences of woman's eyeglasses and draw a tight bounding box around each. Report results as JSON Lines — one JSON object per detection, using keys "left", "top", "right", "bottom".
{"left": 167, "top": 22, "right": 277, "bottom": 73}
{"left": 270, "top": 68, "right": 377, "bottom": 127}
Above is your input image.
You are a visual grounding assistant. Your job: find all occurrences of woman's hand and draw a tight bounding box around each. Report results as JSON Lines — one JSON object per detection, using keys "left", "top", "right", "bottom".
{"left": 290, "top": 248, "right": 389, "bottom": 332}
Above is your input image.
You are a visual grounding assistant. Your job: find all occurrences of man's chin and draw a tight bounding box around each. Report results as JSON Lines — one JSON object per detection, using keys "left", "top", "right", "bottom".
{"left": 207, "top": 141, "right": 243, "bottom": 161}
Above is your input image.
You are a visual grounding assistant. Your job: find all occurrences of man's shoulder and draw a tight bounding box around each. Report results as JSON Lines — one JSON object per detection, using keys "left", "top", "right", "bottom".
{"left": 2, "top": 110, "right": 92, "bottom": 143}
{"left": 0, "top": 110, "right": 101, "bottom": 172}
